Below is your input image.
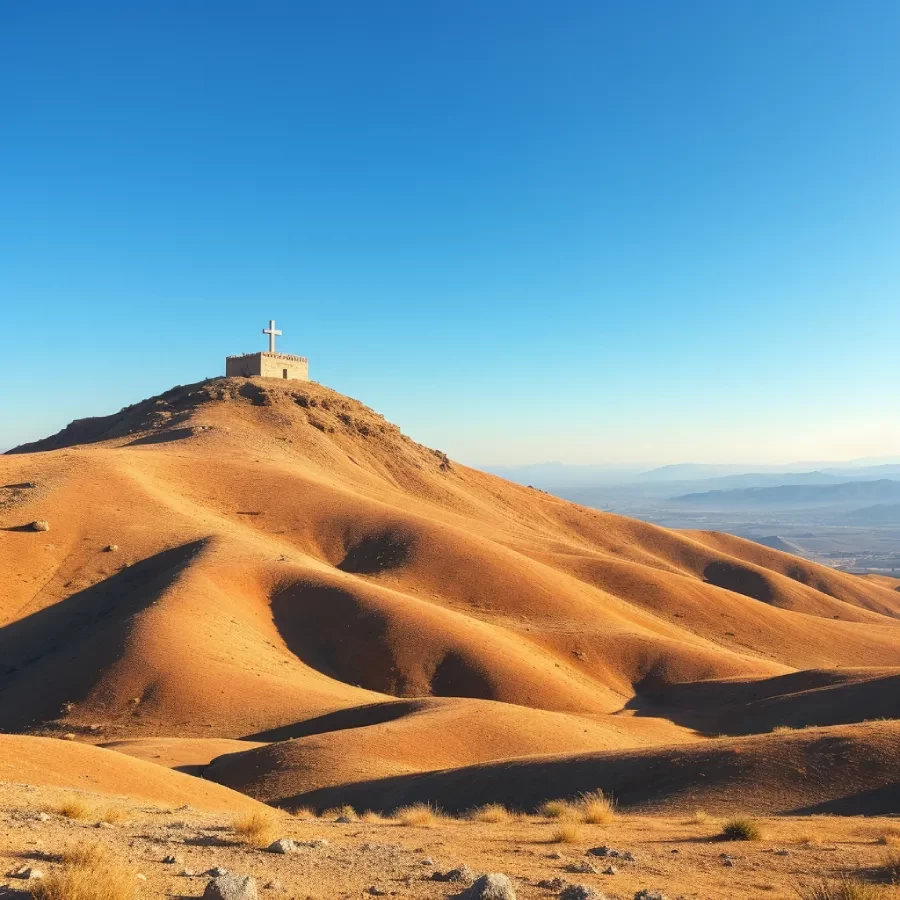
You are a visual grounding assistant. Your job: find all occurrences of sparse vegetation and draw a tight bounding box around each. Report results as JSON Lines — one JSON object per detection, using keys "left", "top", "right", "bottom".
{"left": 883, "top": 848, "right": 900, "bottom": 883}
{"left": 551, "top": 822, "right": 583, "bottom": 843}
{"left": 99, "top": 806, "right": 127, "bottom": 824}
{"left": 577, "top": 789, "right": 616, "bottom": 824}
{"left": 721, "top": 818, "right": 763, "bottom": 841}
{"left": 394, "top": 803, "right": 443, "bottom": 826}
{"left": 360, "top": 810, "right": 384, "bottom": 823}
{"left": 772, "top": 725, "right": 795, "bottom": 733}
{"left": 540, "top": 799, "right": 579, "bottom": 820}
{"left": 32, "top": 842, "right": 137, "bottom": 900}
{"left": 52, "top": 797, "right": 93, "bottom": 820}
{"left": 291, "top": 806, "right": 315, "bottom": 819}
{"left": 793, "top": 875, "right": 883, "bottom": 900}
{"left": 686, "top": 809, "right": 711, "bottom": 825}
{"left": 469, "top": 804, "right": 511, "bottom": 823}
{"left": 233, "top": 810, "right": 279, "bottom": 847}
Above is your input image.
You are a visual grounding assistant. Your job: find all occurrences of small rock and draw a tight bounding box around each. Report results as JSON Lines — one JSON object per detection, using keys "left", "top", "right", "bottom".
{"left": 31, "top": 521, "right": 50, "bottom": 532}
{"left": 36, "top": 812, "right": 50, "bottom": 822}
{"left": 187, "top": 835, "right": 229, "bottom": 847}
{"left": 263, "top": 881, "right": 284, "bottom": 892}
{"left": 204, "top": 874, "right": 258, "bottom": 900}
{"left": 433, "top": 865, "right": 476, "bottom": 883}
{"left": 537, "top": 878, "right": 567, "bottom": 890}
{"left": 368, "top": 888, "right": 387, "bottom": 896}
{"left": 162, "top": 854, "right": 182, "bottom": 864}
{"left": 335, "top": 815, "right": 352, "bottom": 823}
{"left": 622, "top": 851, "right": 635, "bottom": 862}
{"left": 94, "top": 821, "right": 112, "bottom": 828}
{"left": 565, "top": 862, "right": 597, "bottom": 875}
{"left": 723, "top": 857, "right": 734, "bottom": 867}
{"left": 137, "top": 874, "right": 147, "bottom": 881}
{"left": 560, "top": 887, "right": 604, "bottom": 900}
{"left": 469, "top": 873, "right": 516, "bottom": 900}
{"left": 105, "top": 544, "right": 118, "bottom": 552}
{"left": 775, "top": 849, "right": 789, "bottom": 856}
{"left": 421, "top": 858, "right": 434, "bottom": 866}
{"left": 587, "top": 847, "right": 617, "bottom": 858}
{"left": 602, "top": 866, "right": 617, "bottom": 875}
{"left": 265, "top": 839, "right": 298, "bottom": 854}
{"left": 207, "top": 867, "right": 230, "bottom": 877}
{"left": 547, "top": 851, "right": 563, "bottom": 860}
{"left": 61, "top": 733, "right": 76, "bottom": 741}
{"left": 296, "top": 838, "right": 329, "bottom": 849}
{"left": 180, "top": 869, "right": 197, "bottom": 877}
{"left": 634, "top": 892, "right": 668, "bottom": 900}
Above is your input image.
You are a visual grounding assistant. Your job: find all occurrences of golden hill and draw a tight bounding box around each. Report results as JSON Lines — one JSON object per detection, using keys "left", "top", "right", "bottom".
{"left": 2, "top": 377, "right": 899, "bottom": 814}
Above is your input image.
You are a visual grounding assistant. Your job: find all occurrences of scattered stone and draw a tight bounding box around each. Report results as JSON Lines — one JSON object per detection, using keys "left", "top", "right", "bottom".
{"left": 622, "top": 851, "right": 635, "bottom": 862}
{"left": 602, "top": 866, "right": 617, "bottom": 875}
{"left": 547, "top": 851, "right": 563, "bottom": 860}
{"left": 587, "top": 847, "right": 619, "bottom": 858}
{"left": 36, "top": 813, "right": 50, "bottom": 822}
{"left": 162, "top": 854, "right": 183, "bottom": 864}
{"left": 137, "top": 874, "right": 147, "bottom": 881}
{"left": 94, "top": 821, "right": 112, "bottom": 828}
{"left": 335, "top": 815, "right": 353, "bottom": 823}
{"left": 263, "top": 881, "right": 284, "bottom": 892}
{"left": 633, "top": 892, "right": 667, "bottom": 900}
{"left": 775, "top": 849, "right": 789, "bottom": 856}
{"left": 105, "top": 544, "right": 118, "bottom": 552}
{"left": 187, "top": 835, "right": 229, "bottom": 847}
{"left": 61, "top": 733, "right": 76, "bottom": 741}
{"left": 537, "top": 877, "right": 567, "bottom": 890}
{"left": 180, "top": 870, "right": 197, "bottom": 878}
{"left": 565, "top": 862, "right": 597, "bottom": 875}
{"left": 560, "top": 886, "right": 604, "bottom": 900}
{"left": 265, "top": 839, "right": 298, "bottom": 854}
{"left": 432, "top": 865, "right": 476, "bottom": 883}
{"left": 722, "top": 856, "right": 734, "bottom": 867}
{"left": 421, "top": 857, "right": 434, "bottom": 866}
{"left": 468, "top": 873, "right": 516, "bottom": 900}
{"left": 30, "top": 521, "right": 50, "bottom": 532}
{"left": 368, "top": 888, "right": 387, "bottom": 896}
{"left": 296, "top": 838, "right": 329, "bottom": 849}
{"left": 206, "top": 867, "right": 230, "bottom": 877}
{"left": 203, "top": 874, "right": 258, "bottom": 900}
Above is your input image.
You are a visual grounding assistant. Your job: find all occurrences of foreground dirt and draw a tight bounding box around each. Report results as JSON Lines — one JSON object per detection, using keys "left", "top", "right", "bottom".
{"left": 1, "top": 782, "right": 899, "bottom": 900}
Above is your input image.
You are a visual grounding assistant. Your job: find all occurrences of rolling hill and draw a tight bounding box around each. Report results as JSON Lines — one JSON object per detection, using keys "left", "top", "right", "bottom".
{"left": 2, "top": 376, "right": 900, "bottom": 814}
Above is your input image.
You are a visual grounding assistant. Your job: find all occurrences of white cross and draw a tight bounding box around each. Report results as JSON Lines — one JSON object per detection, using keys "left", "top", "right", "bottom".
{"left": 262, "top": 319, "right": 282, "bottom": 353}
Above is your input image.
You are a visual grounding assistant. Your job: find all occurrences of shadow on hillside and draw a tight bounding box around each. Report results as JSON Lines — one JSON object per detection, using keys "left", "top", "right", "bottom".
{"left": 244, "top": 699, "right": 423, "bottom": 742}
{"left": 127, "top": 427, "right": 197, "bottom": 446}
{"left": 0, "top": 540, "right": 206, "bottom": 731}
{"left": 623, "top": 668, "right": 900, "bottom": 736}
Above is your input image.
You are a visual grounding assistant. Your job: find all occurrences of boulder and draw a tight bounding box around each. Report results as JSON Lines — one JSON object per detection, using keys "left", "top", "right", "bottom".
{"left": 469, "top": 873, "right": 516, "bottom": 900}
{"left": 203, "top": 874, "right": 258, "bottom": 900}
{"left": 30, "top": 520, "right": 50, "bottom": 532}
{"left": 266, "top": 839, "right": 298, "bottom": 854}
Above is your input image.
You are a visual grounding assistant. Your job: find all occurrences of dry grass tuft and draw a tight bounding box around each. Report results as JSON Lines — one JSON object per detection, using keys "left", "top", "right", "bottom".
{"left": 721, "top": 818, "right": 763, "bottom": 841}
{"left": 793, "top": 875, "right": 883, "bottom": 900}
{"left": 32, "top": 841, "right": 137, "bottom": 900}
{"left": 52, "top": 797, "right": 94, "bottom": 821}
{"left": 233, "top": 810, "right": 279, "bottom": 847}
{"left": 540, "top": 799, "right": 580, "bottom": 820}
{"left": 578, "top": 789, "right": 616, "bottom": 824}
{"left": 99, "top": 806, "right": 127, "bottom": 825}
{"left": 685, "top": 809, "right": 711, "bottom": 825}
{"left": 394, "top": 803, "right": 443, "bottom": 827}
{"left": 359, "top": 810, "right": 384, "bottom": 824}
{"left": 469, "top": 804, "right": 511, "bottom": 824}
{"left": 291, "top": 806, "right": 315, "bottom": 820}
{"left": 550, "top": 822, "right": 583, "bottom": 844}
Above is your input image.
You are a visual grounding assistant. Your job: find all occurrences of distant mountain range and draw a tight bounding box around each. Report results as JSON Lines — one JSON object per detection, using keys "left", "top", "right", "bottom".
{"left": 673, "top": 479, "right": 900, "bottom": 508}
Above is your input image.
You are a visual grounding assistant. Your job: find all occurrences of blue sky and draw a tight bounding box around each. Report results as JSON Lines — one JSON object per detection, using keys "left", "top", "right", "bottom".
{"left": 2, "top": 1, "right": 899, "bottom": 464}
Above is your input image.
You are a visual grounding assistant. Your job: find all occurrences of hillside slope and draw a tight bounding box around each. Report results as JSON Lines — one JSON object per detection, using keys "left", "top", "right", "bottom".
{"left": 3, "top": 377, "right": 900, "bottom": 809}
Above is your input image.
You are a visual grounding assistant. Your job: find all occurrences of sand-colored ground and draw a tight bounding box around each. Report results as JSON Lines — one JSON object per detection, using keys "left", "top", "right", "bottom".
{"left": 2, "top": 377, "right": 899, "bottom": 856}
{"left": 1, "top": 781, "right": 899, "bottom": 900}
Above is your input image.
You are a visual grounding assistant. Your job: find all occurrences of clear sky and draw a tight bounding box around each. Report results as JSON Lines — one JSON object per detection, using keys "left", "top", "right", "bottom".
{"left": 2, "top": 1, "right": 899, "bottom": 465}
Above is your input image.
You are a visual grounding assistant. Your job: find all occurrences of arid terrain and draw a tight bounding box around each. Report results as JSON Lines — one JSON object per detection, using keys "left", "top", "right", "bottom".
{"left": 2, "top": 377, "right": 900, "bottom": 899}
